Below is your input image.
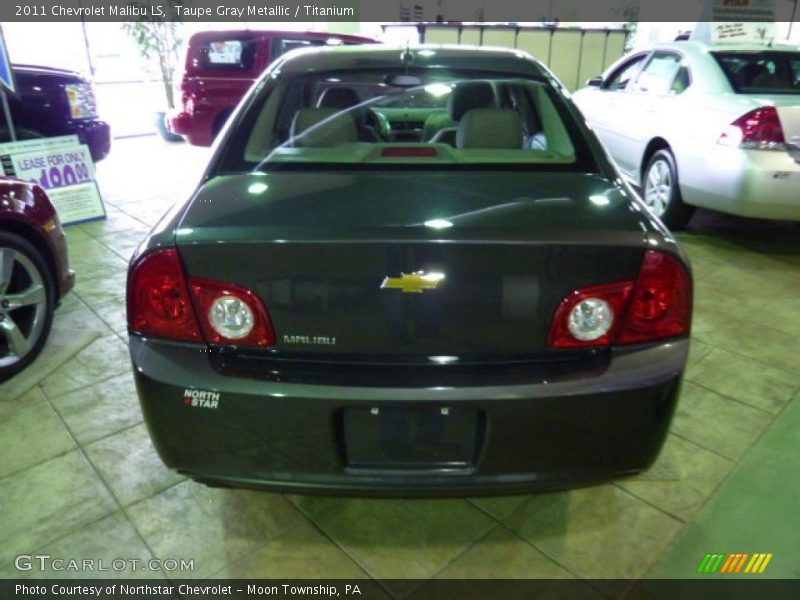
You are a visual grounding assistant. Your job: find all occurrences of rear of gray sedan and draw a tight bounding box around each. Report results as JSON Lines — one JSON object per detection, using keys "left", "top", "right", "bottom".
{"left": 127, "top": 46, "right": 692, "bottom": 496}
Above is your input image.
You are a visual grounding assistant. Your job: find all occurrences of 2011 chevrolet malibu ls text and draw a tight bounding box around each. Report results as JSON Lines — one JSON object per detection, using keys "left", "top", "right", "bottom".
{"left": 127, "top": 45, "right": 693, "bottom": 496}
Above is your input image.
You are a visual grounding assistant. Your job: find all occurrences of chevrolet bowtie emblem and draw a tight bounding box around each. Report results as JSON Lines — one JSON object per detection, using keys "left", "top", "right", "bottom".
{"left": 380, "top": 271, "right": 445, "bottom": 293}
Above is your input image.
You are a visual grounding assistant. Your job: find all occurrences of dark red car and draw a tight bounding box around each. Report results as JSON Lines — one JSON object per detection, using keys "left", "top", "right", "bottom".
{"left": 168, "top": 29, "right": 376, "bottom": 146}
{"left": 0, "top": 178, "right": 74, "bottom": 382}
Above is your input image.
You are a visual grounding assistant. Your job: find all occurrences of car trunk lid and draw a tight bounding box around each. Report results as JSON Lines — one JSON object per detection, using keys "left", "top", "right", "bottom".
{"left": 175, "top": 171, "right": 653, "bottom": 358}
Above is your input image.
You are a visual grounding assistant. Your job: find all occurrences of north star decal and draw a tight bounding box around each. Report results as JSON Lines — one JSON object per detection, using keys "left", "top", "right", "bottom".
{"left": 183, "top": 389, "right": 220, "bottom": 409}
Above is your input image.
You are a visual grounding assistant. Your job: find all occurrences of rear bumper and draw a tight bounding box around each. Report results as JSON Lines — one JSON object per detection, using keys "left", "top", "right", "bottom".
{"left": 683, "top": 146, "right": 800, "bottom": 220}
{"left": 168, "top": 110, "right": 214, "bottom": 147}
{"left": 65, "top": 119, "right": 111, "bottom": 163}
{"left": 130, "top": 337, "right": 687, "bottom": 496}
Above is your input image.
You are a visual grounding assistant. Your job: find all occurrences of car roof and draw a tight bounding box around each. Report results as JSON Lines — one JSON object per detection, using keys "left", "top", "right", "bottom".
{"left": 12, "top": 63, "right": 80, "bottom": 76}
{"left": 188, "top": 29, "right": 374, "bottom": 43}
{"left": 649, "top": 41, "right": 800, "bottom": 55}
{"left": 272, "top": 44, "right": 547, "bottom": 78}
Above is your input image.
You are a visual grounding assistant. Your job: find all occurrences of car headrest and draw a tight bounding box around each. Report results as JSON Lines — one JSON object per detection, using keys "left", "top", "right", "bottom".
{"left": 737, "top": 63, "right": 768, "bottom": 86}
{"left": 290, "top": 108, "right": 358, "bottom": 147}
{"left": 752, "top": 73, "right": 786, "bottom": 88}
{"left": 317, "top": 87, "right": 361, "bottom": 109}
{"left": 448, "top": 82, "right": 496, "bottom": 121}
{"left": 456, "top": 109, "right": 524, "bottom": 150}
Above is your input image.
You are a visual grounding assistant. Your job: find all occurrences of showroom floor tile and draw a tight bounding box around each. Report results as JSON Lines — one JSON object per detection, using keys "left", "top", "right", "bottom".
{"left": 127, "top": 480, "right": 311, "bottom": 579}
{"left": 1, "top": 137, "right": 800, "bottom": 592}
{"left": 0, "top": 399, "right": 76, "bottom": 478}
{"left": 504, "top": 485, "right": 683, "bottom": 585}
{"left": 646, "top": 392, "right": 800, "bottom": 579}
{"left": 210, "top": 518, "right": 372, "bottom": 580}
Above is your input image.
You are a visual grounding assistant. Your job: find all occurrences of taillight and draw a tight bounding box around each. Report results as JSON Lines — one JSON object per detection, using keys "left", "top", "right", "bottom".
{"left": 616, "top": 251, "right": 692, "bottom": 344}
{"left": 548, "top": 282, "right": 634, "bottom": 348}
{"left": 127, "top": 249, "right": 203, "bottom": 343}
{"left": 718, "top": 106, "right": 787, "bottom": 150}
{"left": 548, "top": 251, "right": 691, "bottom": 348}
{"left": 128, "top": 249, "right": 276, "bottom": 348}
{"left": 189, "top": 278, "right": 276, "bottom": 347}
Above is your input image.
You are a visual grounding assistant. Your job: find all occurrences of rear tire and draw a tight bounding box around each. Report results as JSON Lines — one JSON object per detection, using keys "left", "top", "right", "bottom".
{"left": 154, "top": 112, "right": 184, "bottom": 143}
{"left": 642, "top": 149, "right": 694, "bottom": 230}
{"left": 0, "top": 232, "right": 56, "bottom": 383}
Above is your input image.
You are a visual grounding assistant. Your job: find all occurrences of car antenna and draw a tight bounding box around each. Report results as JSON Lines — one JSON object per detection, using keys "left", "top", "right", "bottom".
{"left": 401, "top": 39, "right": 414, "bottom": 72}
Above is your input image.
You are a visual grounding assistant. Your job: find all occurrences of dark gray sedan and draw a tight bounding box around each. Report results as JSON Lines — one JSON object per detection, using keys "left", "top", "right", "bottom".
{"left": 127, "top": 45, "right": 692, "bottom": 496}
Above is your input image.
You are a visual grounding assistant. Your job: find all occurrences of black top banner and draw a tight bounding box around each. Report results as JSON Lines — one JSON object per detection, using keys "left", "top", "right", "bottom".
{"left": 4, "top": 0, "right": 799, "bottom": 23}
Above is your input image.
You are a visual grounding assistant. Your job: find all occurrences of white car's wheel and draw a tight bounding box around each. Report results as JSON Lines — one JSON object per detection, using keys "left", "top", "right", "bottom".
{"left": 0, "top": 232, "right": 55, "bottom": 383}
{"left": 642, "top": 149, "right": 694, "bottom": 230}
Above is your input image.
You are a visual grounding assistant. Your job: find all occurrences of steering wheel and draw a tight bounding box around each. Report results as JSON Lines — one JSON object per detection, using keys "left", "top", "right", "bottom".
{"left": 365, "top": 109, "right": 391, "bottom": 141}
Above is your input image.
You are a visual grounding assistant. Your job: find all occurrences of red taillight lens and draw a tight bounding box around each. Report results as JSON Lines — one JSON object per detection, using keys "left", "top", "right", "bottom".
{"left": 128, "top": 249, "right": 276, "bottom": 348}
{"left": 127, "top": 249, "right": 203, "bottom": 343}
{"left": 617, "top": 251, "right": 692, "bottom": 344}
{"left": 718, "top": 106, "right": 786, "bottom": 150}
{"left": 548, "top": 251, "right": 691, "bottom": 348}
{"left": 189, "top": 278, "right": 276, "bottom": 347}
{"left": 548, "top": 282, "right": 634, "bottom": 348}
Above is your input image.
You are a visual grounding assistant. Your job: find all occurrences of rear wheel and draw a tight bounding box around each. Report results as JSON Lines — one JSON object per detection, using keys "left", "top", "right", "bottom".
{"left": 154, "top": 112, "right": 184, "bottom": 143}
{"left": 0, "top": 232, "right": 56, "bottom": 383}
{"left": 642, "top": 149, "right": 694, "bottom": 230}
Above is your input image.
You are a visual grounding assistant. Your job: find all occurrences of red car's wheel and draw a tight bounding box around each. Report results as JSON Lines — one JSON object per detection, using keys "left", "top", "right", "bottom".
{"left": 0, "top": 231, "right": 56, "bottom": 383}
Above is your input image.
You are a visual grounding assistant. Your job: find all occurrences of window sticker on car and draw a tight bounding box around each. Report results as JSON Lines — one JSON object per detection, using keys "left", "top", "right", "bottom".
{"left": 183, "top": 388, "right": 220, "bottom": 409}
{"left": 208, "top": 41, "right": 242, "bottom": 65}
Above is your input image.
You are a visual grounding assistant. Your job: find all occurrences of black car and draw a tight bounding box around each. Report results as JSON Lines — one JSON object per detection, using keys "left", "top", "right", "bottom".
{"left": 127, "top": 45, "right": 692, "bottom": 496}
{"left": 1, "top": 64, "right": 110, "bottom": 162}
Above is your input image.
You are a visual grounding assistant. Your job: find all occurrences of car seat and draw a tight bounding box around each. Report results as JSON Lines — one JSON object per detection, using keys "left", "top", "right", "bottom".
{"left": 317, "top": 87, "right": 383, "bottom": 142}
{"left": 427, "top": 82, "right": 497, "bottom": 146}
{"left": 290, "top": 108, "right": 358, "bottom": 147}
{"left": 456, "top": 109, "right": 524, "bottom": 149}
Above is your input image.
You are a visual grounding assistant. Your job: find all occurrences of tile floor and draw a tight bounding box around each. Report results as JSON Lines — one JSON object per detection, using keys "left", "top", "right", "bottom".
{"left": 1, "top": 136, "right": 799, "bottom": 593}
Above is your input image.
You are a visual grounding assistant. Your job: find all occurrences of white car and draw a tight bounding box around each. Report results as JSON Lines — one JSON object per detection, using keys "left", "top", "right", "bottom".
{"left": 572, "top": 41, "right": 800, "bottom": 229}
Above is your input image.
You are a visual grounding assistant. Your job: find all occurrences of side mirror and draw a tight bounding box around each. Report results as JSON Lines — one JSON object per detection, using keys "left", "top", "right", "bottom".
{"left": 586, "top": 75, "right": 604, "bottom": 88}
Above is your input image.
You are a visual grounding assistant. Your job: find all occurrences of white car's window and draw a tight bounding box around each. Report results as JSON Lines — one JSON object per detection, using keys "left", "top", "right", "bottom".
{"left": 227, "top": 72, "right": 593, "bottom": 171}
{"left": 604, "top": 55, "right": 647, "bottom": 91}
{"left": 714, "top": 51, "right": 800, "bottom": 94}
{"left": 670, "top": 66, "right": 691, "bottom": 94}
{"left": 632, "top": 52, "right": 682, "bottom": 95}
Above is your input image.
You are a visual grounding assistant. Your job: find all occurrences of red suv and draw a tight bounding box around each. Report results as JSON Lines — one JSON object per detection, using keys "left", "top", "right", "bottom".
{"left": 169, "top": 30, "right": 376, "bottom": 146}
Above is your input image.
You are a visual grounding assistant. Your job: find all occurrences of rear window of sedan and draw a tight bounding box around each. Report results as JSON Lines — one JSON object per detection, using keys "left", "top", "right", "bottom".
{"left": 217, "top": 69, "right": 598, "bottom": 173}
{"left": 713, "top": 51, "right": 800, "bottom": 94}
